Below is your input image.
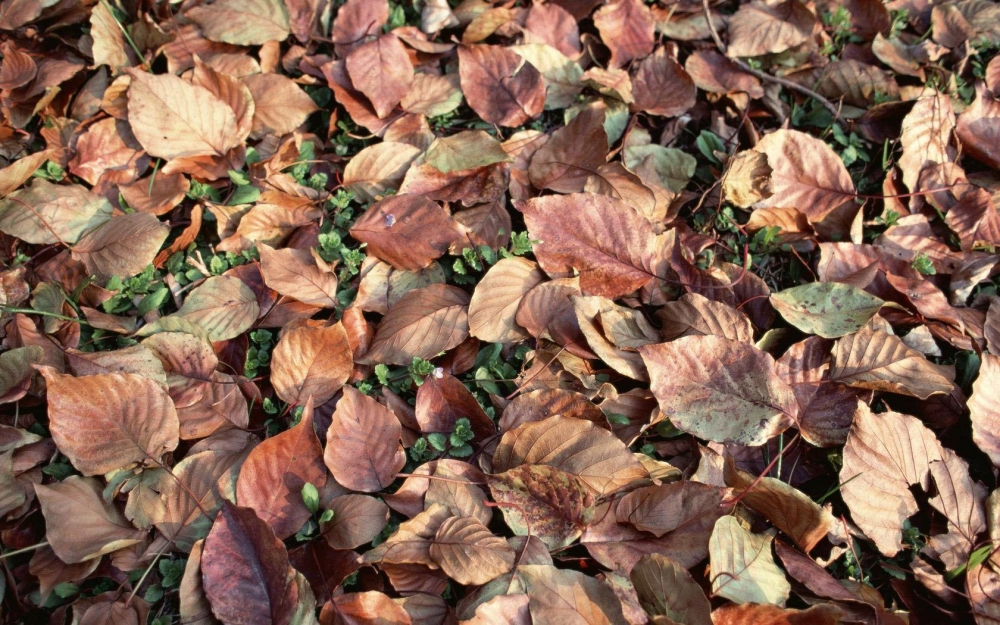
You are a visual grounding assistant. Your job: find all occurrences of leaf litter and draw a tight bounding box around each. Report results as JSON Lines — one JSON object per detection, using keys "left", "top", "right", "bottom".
{"left": 0, "top": 0, "right": 998, "bottom": 623}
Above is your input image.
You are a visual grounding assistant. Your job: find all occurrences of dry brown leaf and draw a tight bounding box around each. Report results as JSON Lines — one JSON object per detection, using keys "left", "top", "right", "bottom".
{"left": 345, "top": 34, "right": 413, "bottom": 119}
{"left": 970, "top": 353, "right": 1000, "bottom": 467}
{"left": 236, "top": 402, "right": 327, "bottom": 539}
{"left": 127, "top": 70, "right": 242, "bottom": 160}
{"left": 271, "top": 323, "right": 352, "bottom": 406}
{"left": 349, "top": 194, "right": 462, "bottom": 271}
{"left": 415, "top": 371, "right": 495, "bottom": 441}
{"left": 640, "top": 336, "right": 797, "bottom": 446}
{"left": 37, "top": 367, "right": 179, "bottom": 476}
{"left": 242, "top": 73, "right": 318, "bottom": 138}
{"left": 726, "top": 0, "right": 815, "bottom": 58}
{"left": 956, "top": 83, "right": 1000, "bottom": 171}
{"left": 35, "top": 476, "right": 145, "bottom": 563}
{"left": 322, "top": 494, "right": 389, "bottom": 550}
{"left": 259, "top": 244, "right": 338, "bottom": 308}
{"left": 0, "top": 179, "right": 112, "bottom": 245}
{"left": 709, "top": 515, "right": 791, "bottom": 605}
{"left": 325, "top": 386, "right": 405, "bottom": 492}
{"left": 900, "top": 91, "right": 956, "bottom": 192}
{"left": 840, "top": 402, "right": 942, "bottom": 556}
{"left": 70, "top": 211, "right": 168, "bottom": 281}
{"left": 493, "top": 415, "right": 647, "bottom": 496}
{"left": 723, "top": 455, "right": 836, "bottom": 552}
{"left": 186, "top": 0, "right": 290, "bottom": 45}
{"left": 458, "top": 44, "right": 546, "bottom": 127}
{"left": 342, "top": 142, "right": 423, "bottom": 203}
{"left": 519, "top": 193, "right": 664, "bottom": 300}
{"left": 655, "top": 293, "right": 755, "bottom": 342}
{"left": 429, "top": 516, "right": 515, "bottom": 585}
{"left": 468, "top": 257, "right": 546, "bottom": 344}
{"left": 630, "top": 554, "right": 712, "bottom": 625}
{"left": 593, "top": 0, "right": 655, "bottom": 68}
{"left": 829, "top": 325, "right": 954, "bottom": 398}
{"left": 630, "top": 47, "right": 695, "bottom": 117}
{"left": 366, "top": 284, "right": 470, "bottom": 366}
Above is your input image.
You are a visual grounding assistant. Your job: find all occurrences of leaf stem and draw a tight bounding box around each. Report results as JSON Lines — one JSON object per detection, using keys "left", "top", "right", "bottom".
{"left": 0, "top": 541, "right": 49, "bottom": 560}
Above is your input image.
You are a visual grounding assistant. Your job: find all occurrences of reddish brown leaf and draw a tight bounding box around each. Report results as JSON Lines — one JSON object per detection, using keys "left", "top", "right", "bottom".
{"left": 593, "top": 0, "right": 655, "bottom": 68}
{"left": 366, "top": 284, "right": 470, "bottom": 366}
{"left": 325, "top": 386, "right": 406, "bottom": 492}
{"left": 458, "top": 44, "right": 546, "bottom": 127}
{"left": 236, "top": 402, "right": 327, "bottom": 539}
{"left": 345, "top": 34, "right": 413, "bottom": 119}
{"left": 349, "top": 194, "right": 462, "bottom": 271}
{"left": 201, "top": 502, "right": 299, "bottom": 625}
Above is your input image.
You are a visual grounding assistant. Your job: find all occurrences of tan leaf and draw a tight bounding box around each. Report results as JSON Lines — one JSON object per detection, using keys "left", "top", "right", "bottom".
{"left": 640, "top": 336, "right": 797, "bottom": 446}
{"left": 574, "top": 295, "right": 653, "bottom": 381}
{"left": 723, "top": 455, "right": 836, "bottom": 552}
{"left": 458, "top": 44, "right": 546, "bottom": 127}
{"left": 726, "top": 0, "right": 815, "bottom": 58}
{"left": 119, "top": 173, "right": 189, "bottom": 216}
{"left": 165, "top": 275, "right": 259, "bottom": 341}
{"left": 35, "top": 476, "right": 145, "bottom": 563}
{"left": 593, "top": 0, "right": 656, "bottom": 68}
{"left": 179, "top": 541, "right": 213, "bottom": 625}
{"left": 519, "top": 193, "right": 664, "bottom": 300}
{"left": 332, "top": 0, "right": 388, "bottom": 55}
{"left": 616, "top": 481, "right": 726, "bottom": 538}
{"left": 322, "top": 494, "right": 389, "bottom": 550}
{"left": 349, "top": 194, "right": 462, "bottom": 271}
{"left": 685, "top": 50, "right": 763, "bottom": 98}
{"left": 429, "top": 516, "right": 515, "bottom": 585}
{"left": 400, "top": 72, "right": 463, "bottom": 117}
{"left": 366, "top": 284, "right": 470, "bottom": 366}
{"left": 924, "top": 448, "right": 987, "bottom": 570}
{"left": 518, "top": 564, "right": 630, "bottom": 625}
{"left": 899, "top": 91, "right": 957, "bottom": 193}
{"left": 828, "top": 325, "right": 954, "bottom": 398}
{"left": 487, "top": 464, "right": 596, "bottom": 550}
{"left": 723, "top": 150, "right": 772, "bottom": 208}
{"left": 186, "top": 0, "right": 290, "bottom": 45}
{"left": 242, "top": 73, "right": 318, "bottom": 138}
{"left": 126, "top": 70, "right": 241, "bottom": 160}
{"left": 751, "top": 129, "right": 856, "bottom": 230}
{"left": 259, "top": 244, "right": 338, "bottom": 308}
{"left": 840, "top": 403, "right": 942, "bottom": 556}
{"left": 191, "top": 57, "right": 255, "bottom": 144}
{"left": 270, "top": 323, "right": 353, "bottom": 406}
{"left": 709, "top": 515, "right": 791, "bottom": 605}
{"left": 630, "top": 554, "right": 712, "bottom": 625}
{"left": 325, "top": 386, "right": 406, "bottom": 492}
{"left": 236, "top": 402, "right": 327, "bottom": 539}
{"left": 345, "top": 34, "right": 413, "bottom": 119}
{"left": 343, "top": 142, "right": 423, "bottom": 203}
{"left": 711, "top": 603, "right": 846, "bottom": 624}
{"left": 493, "top": 415, "right": 647, "bottom": 496}
{"left": 326, "top": 591, "right": 413, "bottom": 625}
{"left": 468, "top": 257, "right": 545, "bottom": 344}
{"left": 655, "top": 293, "right": 754, "bottom": 342}
{"left": 71, "top": 212, "right": 169, "bottom": 281}
{"left": 971, "top": 353, "right": 1000, "bottom": 468}
{"left": 0, "top": 179, "right": 112, "bottom": 245}
{"left": 37, "top": 367, "right": 179, "bottom": 476}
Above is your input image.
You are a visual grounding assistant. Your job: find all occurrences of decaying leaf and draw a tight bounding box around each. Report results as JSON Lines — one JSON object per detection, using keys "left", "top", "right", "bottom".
{"left": 709, "top": 515, "right": 791, "bottom": 606}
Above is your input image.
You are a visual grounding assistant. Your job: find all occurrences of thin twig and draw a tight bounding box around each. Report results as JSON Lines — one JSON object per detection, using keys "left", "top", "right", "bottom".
{"left": 702, "top": 0, "right": 845, "bottom": 126}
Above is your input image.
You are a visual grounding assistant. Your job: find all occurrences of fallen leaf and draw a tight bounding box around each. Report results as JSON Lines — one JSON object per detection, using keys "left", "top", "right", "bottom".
{"left": 345, "top": 34, "right": 413, "bottom": 119}
{"left": 726, "top": 0, "right": 815, "bottom": 58}
{"left": 201, "top": 502, "right": 299, "bottom": 624}
{"left": 593, "top": 0, "right": 655, "bottom": 68}
{"left": 770, "top": 282, "right": 886, "bottom": 338}
{"left": 37, "top": 367, "right": 179, "bottom": 476}
{"left": 325, "top": 386, "right": 406, "bottom": 492}
{"left": 270, "top": 323, "right": 353, "bottom": 406}
{"left": 630, "top": 553, "right": 712, "bottom": 625}
{"left": 709, "top": 515, "right": 791, "bottom": 606}
{"left": 458, "top": 44, "right": 546, "bottom": 127}
{"left": 186, "top": 0, "right": 290, "bottom": 45}
{"left": 429, "top": 516, "right": 515, "bottom": 585}
{"left": 970, "top": 353, "right": 1000, "bottom": 468}
{"left": 35, "top": 476, "right": 145, "bottom": 563}
{"left": 829, "top": 325, "right": 954, "bottom": 398}
{"left": 0, "top": 179, "right": 112, "bottom": 245}
{"left": 365, "top": 284, "right": 470, "bottom": 366}
{"left": 71, "top": 212, "right": 169, "bottom": 281}
{"left": 640, "top": 336, "right": 798, "bottom": 446}
{"left": 349, "top": 194, "right": 462, "bottom": 271}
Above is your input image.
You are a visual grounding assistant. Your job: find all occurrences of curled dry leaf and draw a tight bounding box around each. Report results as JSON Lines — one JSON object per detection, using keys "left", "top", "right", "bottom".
{"left": 640, "top": 336, "right": 798, "bottom": 446}
{"left": 956, "top": 83, "right": 1000, "bottom": 171}
{"left": 709, "top": 516, "right": 791, "bottom": 606}
{"left": 236, "top": 401, "right": 327, "bottom": 539}
{"left": 37, "top": 367, "right": 179, "bottom": 476}
{"left": 325, "top": 386, "right": 406, "bottom": 492}
{"left": 34, "top": 476, "right": 145, "bottom": 564}
{"left": 723, "top": 455, "right": 836, "bottom": 552}
{"left": 458, "top": 44, "right": 546, "bottom": 128}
